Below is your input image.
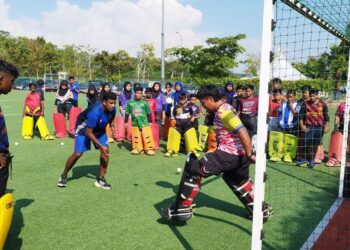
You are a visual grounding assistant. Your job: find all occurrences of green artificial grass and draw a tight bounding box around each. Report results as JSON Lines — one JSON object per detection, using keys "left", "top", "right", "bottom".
{"left": 0, "top": 91, "right": 340, "bottom": 250}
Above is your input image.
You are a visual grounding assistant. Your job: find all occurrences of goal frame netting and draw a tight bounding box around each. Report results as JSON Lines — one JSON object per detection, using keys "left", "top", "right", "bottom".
{"left": 252, "top": 0, "right": 350, "bottom": 249}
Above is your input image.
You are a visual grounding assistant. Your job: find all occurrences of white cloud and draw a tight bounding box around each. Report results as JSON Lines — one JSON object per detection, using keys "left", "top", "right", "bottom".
{"left": 0, "top": 0, "right": 206, "bottom": 56}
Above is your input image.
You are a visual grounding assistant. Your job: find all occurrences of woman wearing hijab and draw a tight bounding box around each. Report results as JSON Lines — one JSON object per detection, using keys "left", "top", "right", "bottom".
{"left": 55, "top": 80, "right": 73, "bottom": 117}
{"left": 118, "top": 81, "right": 134, "bottom": 117}
{"left": 86, "top": 84, "right": 98, "bottom": 107}
{"left": 222, "top": 81, "right": 235, "bottom": 105}
{"left": 98, "top": 83, "right": 111, "bottom": 102}
{"left": 152, "top": 82, "right": 166, "bottom": 124}
{"left": 172, "top": 81, "right": 188, "bottom": 106}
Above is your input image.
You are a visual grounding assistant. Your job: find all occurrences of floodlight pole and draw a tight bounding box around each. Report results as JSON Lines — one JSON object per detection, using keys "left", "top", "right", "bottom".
{"left": 176, "top": 31, "right": 184, "bottom": 81}
{"left": 338, "top": 50, "right": 350, "bottom": 197}
{"left": 251, "top": 0, "right": 274, "bottom": 249}
{"left": 161, "top": 0, "right": 165, "bottom": 84}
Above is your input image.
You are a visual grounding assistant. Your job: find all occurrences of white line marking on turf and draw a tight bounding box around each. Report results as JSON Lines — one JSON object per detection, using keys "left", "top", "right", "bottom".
{"left": 300, "top": 197, "right": 343, "bottom": 250}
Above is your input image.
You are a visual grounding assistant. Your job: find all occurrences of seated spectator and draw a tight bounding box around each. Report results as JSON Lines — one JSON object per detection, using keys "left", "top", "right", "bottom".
{"left": 55, "top": 80, "right": 73, "bottom": 117}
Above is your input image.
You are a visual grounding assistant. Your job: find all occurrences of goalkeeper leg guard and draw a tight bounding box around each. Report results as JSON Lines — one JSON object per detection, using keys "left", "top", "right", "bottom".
{"left": 162, "top": 117, "right": 171, "bottom": 139}
{"left": 315, "top": 145, "right": 325, "bottom": 164}
{"left": 142, "top": 126, "right": 155, "bottom": 156}
{"left": 223, "top": 174, "right": 273, "bottom": 222}
{"left": 131, "top": 127, "right": 143, "bottom": 154}
{"left": 106, "top": 124, "right": 114, "bottom": 143}
{"left": 68, "top": 107, "right": 82, "bottom": 135}
{"left": 0, "top": 193, "right": 14, "bottom": 249}
{"left": 269, "top": 131, "right": 283, "bottom": 161}
{"left": 126, "top": 118, "right": 132, "bottom": 141}
{"left": 114, "top": 116, "right": 126, "bottom": 142}
{"left": 328, "top": 131, "right": 343, "bottom": 163}
{"left": 165, "top": 127, "right": 181, "bottom": 156}
{"left": 22, "top": 116, "right": 34, "bottom": 140}
{"left": 184, "top": 128, "right": 201, "bottom": 156}
{"left": 162, "top": 153, "right": 202, "bottom": 221}
{"left": 284, "top": 134, "right": 297, "bottom": 163}
{"left": 53, "top": 113, "right": 67, "bottom": 138}
{"left": 37, "top": 116, "right": 54, "bottom": 140}
{"left": 207, "top": 128, "right": 217, "bottom": 153}
{"left": 151, "top": 123, "right": 160, "bottom": 150}
{"left": 198, "top": 125, "right": 209, "bottom": 151}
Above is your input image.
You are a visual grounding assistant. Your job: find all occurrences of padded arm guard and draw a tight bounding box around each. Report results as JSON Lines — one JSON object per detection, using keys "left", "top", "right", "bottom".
{"left": 221, "top": 110, "right": 243, "bottom": 132}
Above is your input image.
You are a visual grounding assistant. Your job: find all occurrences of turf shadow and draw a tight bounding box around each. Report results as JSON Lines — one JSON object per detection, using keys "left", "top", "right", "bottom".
{"left": 155, "top": 178, "right": 249, "bottom": 224}
{"left": 269, "top": 165, "right": 338, "bottom": 194}
{"left": 5, "top": 198, "right": 35, "bottom": 250}
{"left": 68, "top": 164, "right": 100, "bottom": 181}
{"left": 116, "top": 141, "right": 132, "bottom": 151}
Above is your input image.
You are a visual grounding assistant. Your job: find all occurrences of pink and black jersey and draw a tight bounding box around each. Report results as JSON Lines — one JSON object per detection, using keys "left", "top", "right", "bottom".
{"left": 214, "top": 103, "right": 245, "bottom": 155}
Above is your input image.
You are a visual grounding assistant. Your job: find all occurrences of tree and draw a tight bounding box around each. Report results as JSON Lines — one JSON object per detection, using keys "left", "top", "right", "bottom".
{"left": 170, "top": 35, "right": 246, "bottom": 78}
{"left": 293, "top": 43, "right": 349, "bottom": 81}
{"left": 135, "top": 44, "right": 158, "bottom": 82}
{"left": 242, "top": 54, "right": 260, "bottom": 76}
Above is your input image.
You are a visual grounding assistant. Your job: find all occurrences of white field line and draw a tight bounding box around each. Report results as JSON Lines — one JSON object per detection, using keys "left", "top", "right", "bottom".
{"left": 300, "top": 198, "right": 343, "bottom": 250}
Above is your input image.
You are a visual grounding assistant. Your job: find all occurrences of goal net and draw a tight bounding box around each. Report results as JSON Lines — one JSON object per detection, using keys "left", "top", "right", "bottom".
{"left": 253, "top": 0, "right": 350, "bottom": 249}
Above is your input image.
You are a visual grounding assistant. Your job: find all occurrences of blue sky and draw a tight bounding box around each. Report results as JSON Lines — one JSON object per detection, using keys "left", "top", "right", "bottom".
{"left": 1, "top": 0, "right": 263, "bottom": 62}
{"left": 7, "top": 0, "right": 263, "bottom": 37}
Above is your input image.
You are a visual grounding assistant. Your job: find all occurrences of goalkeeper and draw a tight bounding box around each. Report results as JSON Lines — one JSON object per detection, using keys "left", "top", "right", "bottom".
{"left": 162, "top": 85, "right": 273, "bottom": 222}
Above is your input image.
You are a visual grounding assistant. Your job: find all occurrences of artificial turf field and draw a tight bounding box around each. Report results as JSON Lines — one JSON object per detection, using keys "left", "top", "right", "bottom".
{"left": 1, "top": 90, "right": 340, "bottom": 250}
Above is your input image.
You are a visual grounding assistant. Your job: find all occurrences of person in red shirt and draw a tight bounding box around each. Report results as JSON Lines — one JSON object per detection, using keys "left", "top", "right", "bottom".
{"left": 237, "top": 84, "right": 258, "bottom": 139}
{"left": 145, "top": 87, "right": 156, "bottom": 123}
{"left": 298, "top": 89, "right": 329, "bottom": 168}
{"left": 268, "top": 89, "right": 283, "bottom": 131}
{"left": 23, "top": 83, "right": 43, "bottom": 125}
{"left": 268, "top": 89, "right": 284, "bottom": 162}
{"left": 22, "top": 83, "right": 54, "bottom": 140}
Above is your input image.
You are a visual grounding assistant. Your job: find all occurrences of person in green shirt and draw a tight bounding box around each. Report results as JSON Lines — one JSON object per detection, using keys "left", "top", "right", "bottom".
{"left": 124, "top": 87, "right": 155, "bottom": 156}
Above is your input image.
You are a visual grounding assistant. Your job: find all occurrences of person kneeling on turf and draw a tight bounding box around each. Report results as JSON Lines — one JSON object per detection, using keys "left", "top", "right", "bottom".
{"left": 162, "top": 85, "right": 273, "bottom": 222}
{"left": 57, "top": 92, "right": 117, "bottom": 189}
{"left": 125, "top": 86, "right": 155, "bottom": 156}
{"left": 165, "top": 93, "right": 200, "bottom": 157}
{"left": 22, "top": 83, "right": 54, "bottom": 140}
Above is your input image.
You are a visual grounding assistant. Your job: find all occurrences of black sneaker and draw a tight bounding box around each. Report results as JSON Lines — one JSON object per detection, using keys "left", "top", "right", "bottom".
{"left": 58, "top": 174, "right": 67, "bottom": 187}
{"left": 95, "top": 176, "right": 111, "bottom": 190}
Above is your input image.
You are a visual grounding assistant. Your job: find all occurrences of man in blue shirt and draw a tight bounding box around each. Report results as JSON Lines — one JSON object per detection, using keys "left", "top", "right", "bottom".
{"left": 69, "top": 76, "right": 80, "bottom": 107}
{"left": 58, "top": 91, "right": 117, "bottom": 189}
{"left": 0, "top": 60, "right": 19, "bottom": 197}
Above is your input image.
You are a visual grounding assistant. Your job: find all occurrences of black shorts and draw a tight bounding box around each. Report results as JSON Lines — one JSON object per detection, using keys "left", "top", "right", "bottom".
{"left": 200, "top": 150, "right": 250, "bottom": 182}
{"left": 71, "top": 99, "right": 78, "bottom": 107}
{"left": 175, "top": 123, "right": 193, "bottom": 135}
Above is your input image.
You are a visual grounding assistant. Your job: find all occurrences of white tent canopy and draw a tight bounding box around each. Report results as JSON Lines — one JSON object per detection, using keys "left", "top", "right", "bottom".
{"left": 271, "top": 52, "right": 308, "bottom": 81}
